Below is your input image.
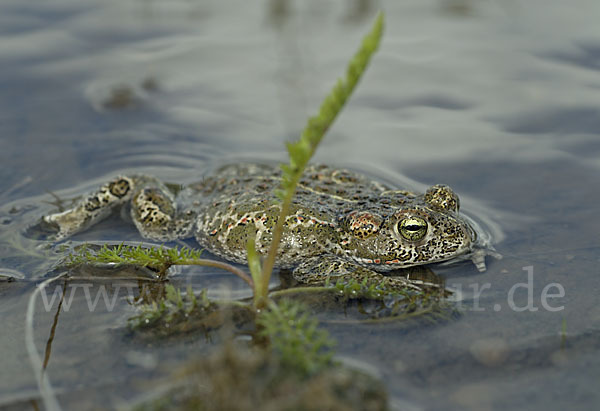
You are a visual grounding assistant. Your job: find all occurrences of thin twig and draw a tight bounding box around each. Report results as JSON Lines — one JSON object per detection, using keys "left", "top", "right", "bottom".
{"left": 180, "top": 259, "right": 253, "bottom": 288}
{"left": 43, "top": 281, "right": 67, "bottom": 370}
{"left": 25, "top": 273, "right": 68, "bottom": 411}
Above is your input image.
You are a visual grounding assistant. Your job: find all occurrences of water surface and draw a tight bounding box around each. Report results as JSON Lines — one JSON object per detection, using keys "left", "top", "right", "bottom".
{"left": 1, "top": 0, "right": 600, "bottom": 409}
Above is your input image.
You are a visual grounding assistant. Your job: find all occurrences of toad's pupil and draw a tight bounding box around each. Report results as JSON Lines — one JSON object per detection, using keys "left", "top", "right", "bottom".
{"left": 405, "top": 225, "right": 422, "bottom": 231}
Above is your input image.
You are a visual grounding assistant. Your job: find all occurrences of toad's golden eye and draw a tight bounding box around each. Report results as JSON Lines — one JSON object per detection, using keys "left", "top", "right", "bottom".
{"left": 398, "top": 217, "right": 427, "bottom": 241}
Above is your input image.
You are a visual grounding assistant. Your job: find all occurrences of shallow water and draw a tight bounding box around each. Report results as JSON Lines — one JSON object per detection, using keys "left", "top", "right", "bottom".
{"left": 1, "top": 0, "right": 600, "bottom": 409}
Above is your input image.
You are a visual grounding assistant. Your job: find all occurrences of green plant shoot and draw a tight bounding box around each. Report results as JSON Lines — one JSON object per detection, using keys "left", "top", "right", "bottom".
{"left": 257, "top": 300, "right": 335, "bottom": 376}
{"left": 248, "top": 12, "right": 385, "bottom": 308}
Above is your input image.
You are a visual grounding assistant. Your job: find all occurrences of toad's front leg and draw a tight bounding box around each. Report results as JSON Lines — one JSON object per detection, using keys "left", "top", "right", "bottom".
{"left": 42, "top": 175, "right": 195, "bottom": 242}
{"left": 43, "top": 176, "right": 136, "bottom": 240}
{"left": 292, "top": 255, "right": 441, "bottom": 293}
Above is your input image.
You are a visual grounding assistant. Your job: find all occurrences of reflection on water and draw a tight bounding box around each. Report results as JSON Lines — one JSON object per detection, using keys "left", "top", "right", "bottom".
{"left": 1, "top": 0, "right": 600, "bottom": 409}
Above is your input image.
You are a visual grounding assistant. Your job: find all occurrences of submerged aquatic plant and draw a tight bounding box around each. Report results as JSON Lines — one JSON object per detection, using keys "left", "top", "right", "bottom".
{"left": 132, "top": 342, "right": 388, "bottom": 411}
{"left": 128, "top": 284, "right": 212, "bottom": 330}
{"left": 129, "top": 300, "right": 388, "bottom": 410}
{"left": 256, "top": 299, "right": 336, "bottom": 376}
{"left": 127, "top": 283, "right": 255, "bottom": 340}
{"left": 68, "top": 243, "right": 252, "bottom": 285}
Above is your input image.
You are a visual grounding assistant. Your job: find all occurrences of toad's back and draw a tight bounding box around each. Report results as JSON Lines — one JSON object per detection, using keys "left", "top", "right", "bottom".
{"left": 181, "top": 164, "right": 474, "bottom": 270}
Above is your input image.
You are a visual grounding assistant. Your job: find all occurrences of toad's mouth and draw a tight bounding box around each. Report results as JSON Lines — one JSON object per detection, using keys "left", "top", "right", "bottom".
{"left": 351, "top": 245, "right": 473, "bottom": 271}
{"left": 352, "top": 255, "right": 415, "bottom": 271}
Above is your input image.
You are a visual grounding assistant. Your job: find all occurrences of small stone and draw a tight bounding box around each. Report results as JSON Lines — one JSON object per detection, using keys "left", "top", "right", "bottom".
{"left": 469, "top": 337, "right": 509, "bottom": 367}
{"left": 393, "top": 360, "right": 407, "bottom": 373}
{"left": 451, "top": 382, "right": 494, "bottom": 411}
{"left": 550, "top": 350, "right": 569, "bottom": 366}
